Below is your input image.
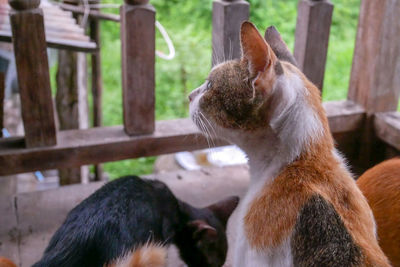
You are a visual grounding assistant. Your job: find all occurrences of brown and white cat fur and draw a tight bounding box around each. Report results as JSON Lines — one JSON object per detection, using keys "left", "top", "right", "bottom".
{"left": 107, "top": 244, "right": 166, "bottom": 267}
{"left": 357, "top": 158, "right": 400, "bottom": 267}
{"left": 189, "top": 22, "right": 390, "bottom": 266}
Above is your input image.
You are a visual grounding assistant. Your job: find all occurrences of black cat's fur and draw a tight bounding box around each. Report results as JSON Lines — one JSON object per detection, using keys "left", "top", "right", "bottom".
{"left": 33, "top": 175, "right": 239, "bottom": 267}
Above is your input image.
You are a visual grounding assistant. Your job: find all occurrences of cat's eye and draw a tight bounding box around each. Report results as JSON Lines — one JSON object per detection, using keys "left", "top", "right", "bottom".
{"left": 206, "top": 81, "right": 212, "bottom": 90}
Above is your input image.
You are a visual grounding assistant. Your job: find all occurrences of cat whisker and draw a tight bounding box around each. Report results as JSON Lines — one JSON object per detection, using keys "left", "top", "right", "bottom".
{"left": 223, "top": 45, "right": 226, "bottom": 63}
{"left": 199, "top": 112, "right": 218, "bottom": 143}
{"left": 200, "top": 115, "right": 216, "bottom": 148}
{"left": 194, "top": 114, "right": 210, "bottom": 148}
{"left": 196, "top": 113, "right": 214, "bottom": 148}
{"left": 229, "top": 38, "right": 233, "bottom": 61}
{"left": 212, "top": 46, "right": 219, "bottom": 66}
{"left": 191, "top": 115, "right": 202, "bottom": 144}
{"left": 200, "top": 121, "right": 213, "bottom": 148}
{"left": 212, "top": 42, "right": 225, "bottom": 66}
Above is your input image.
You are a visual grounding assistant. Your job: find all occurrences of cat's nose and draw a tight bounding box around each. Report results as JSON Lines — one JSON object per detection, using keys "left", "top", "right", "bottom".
{"left": 188, "top": 91, "right": 196, "bottom": 102}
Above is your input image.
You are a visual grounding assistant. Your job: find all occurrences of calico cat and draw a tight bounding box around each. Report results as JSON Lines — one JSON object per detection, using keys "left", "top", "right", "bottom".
{"left": 189, "top": 22, "right": 390, "bottom": 266}
{"left": 357, "top": 158, "right": 400, "bottom": 267}
{"left": 33, "top": 175, "right": 239, "bottom": 267}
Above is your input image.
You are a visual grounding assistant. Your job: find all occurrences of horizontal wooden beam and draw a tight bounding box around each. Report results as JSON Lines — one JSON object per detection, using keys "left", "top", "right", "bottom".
{"left": 324, "top": 100, "right": 365, "bottom": 133}
{"left": 0, "top": 119, "right": 227, "bottom": 175}
{"left": 0, "top": 101, "right": 366, "bottom": 175}
{"left": 374, "top": 112, "right": 400, "bottom": 151}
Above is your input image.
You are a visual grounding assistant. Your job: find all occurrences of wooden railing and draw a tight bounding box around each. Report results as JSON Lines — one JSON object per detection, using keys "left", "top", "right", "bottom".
{"left": 0, "top": 0, "right": 399, "bottom": 177}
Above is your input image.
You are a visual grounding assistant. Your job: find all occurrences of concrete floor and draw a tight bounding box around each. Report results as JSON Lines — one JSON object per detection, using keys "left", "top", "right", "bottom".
{"left": 0, "top": 164, "right": 249, "bottom": 267}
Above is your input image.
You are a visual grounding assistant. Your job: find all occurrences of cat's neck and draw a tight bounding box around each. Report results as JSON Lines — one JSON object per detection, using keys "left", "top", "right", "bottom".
{"left": 248, "top": 153, "right": 286, "bottom": 187}
{"left": 242, "top": 130, "right": 338, "bottom": 186}
{"left": 239, "top": 131, "right": 289, "bottom": 185}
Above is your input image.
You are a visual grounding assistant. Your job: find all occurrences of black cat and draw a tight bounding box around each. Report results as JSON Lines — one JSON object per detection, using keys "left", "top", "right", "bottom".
{"left": 33, "top": 175, "right": 239, "bottom": 267}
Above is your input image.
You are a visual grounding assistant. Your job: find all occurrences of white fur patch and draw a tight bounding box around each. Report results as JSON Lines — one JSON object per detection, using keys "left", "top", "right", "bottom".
{"left": 269, "top": 74, "right": 323, "bottom": 161}
{"left": 234, "top": 224, "right": 293, "bottom": 267}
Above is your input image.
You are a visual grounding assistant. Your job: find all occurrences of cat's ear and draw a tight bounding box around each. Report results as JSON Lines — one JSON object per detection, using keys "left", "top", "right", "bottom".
{"left": 264, "top": 26, "right": 297, "bottom": 66}
{"left": 207, "top": 196, "right": 239, "bottom": 228}
{"left": 188, "top": 220, "right": 218, "bottom": 240}
{"left": 240, "top": 21, "right": 277, "bottom": 77}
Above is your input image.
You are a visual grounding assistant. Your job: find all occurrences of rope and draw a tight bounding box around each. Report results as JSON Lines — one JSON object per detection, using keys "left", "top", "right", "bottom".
{"left": 155, "top": 20, "right": 175, "bottom": 60}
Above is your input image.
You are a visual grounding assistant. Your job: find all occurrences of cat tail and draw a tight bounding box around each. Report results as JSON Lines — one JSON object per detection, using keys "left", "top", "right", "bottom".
{"left": 107, "top": 243, "right": 167, "bottom": 267}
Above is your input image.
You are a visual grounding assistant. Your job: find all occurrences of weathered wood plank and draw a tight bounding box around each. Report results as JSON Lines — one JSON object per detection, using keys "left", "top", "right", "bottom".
{"left": 0, "top": 30, "right": 97, "bottom": 53}
{"left": 347, "top": 0, "right": 400, "bottom": 168}
{"left": 90, "top": 22, "right": 102, "bottom": 132}
{"left": 90, "top": 3, "right": 103, "bottom": 181}
{"left": 1, "top": 3, "right": 74, "bottom": 20}
{"left": 0, "top": 72, "right": 4, "bottom": 137}
{"left": 121, "top": 0, "right": 155, "bottom": 135}
{"left": 294, "top": 0, "right": 333, "bottom": 91}
{"left": 0, "top": 19, "right": 84, "bottom": 34}
{"left": 374, "top": 112, "right": 400, "bottom": 151}
{"left": 327, "top": 101, "right": 365, "bottom": 174}
{"left": 44, "top": 36, "right": 96, "bottom": 52}
{"left": 59, "top": 3, "right": 120, "bottom": 22}
{"left": 63, "top": 0, "right": 100, "bottom": 4}
{"left": 348, "top": 0, "right": 400, "bottom": 112}
{"left": 1, "top": 1, "right": 97, "bottom": 52}
{"left": 0, "top": 27, "right": 90, "bottom": 42}
{"left": 0, "top": 101, "right": 365, "bottom": 175}
{"left": 323, "top": 100, "right": 365, "bottom": 133}
{"left": 56, "top": 48, "right": 89, "bottom": 185}
{"left": 9, "top": 4, "right": 57, "bottom": 147}
{"left": 1, "top": 18, "right": 80, "bottom": 32}
{"left": 0, "top": 119, "right": 226, "bottom": 175}
{"left": 212, "top": 0, "right": 249, "bottom": 66}
{"left": 0, "top": 195, "right": 19, "bottom": 265}
{"left": 53, "top": 1, "right": 90, "bottom": 185}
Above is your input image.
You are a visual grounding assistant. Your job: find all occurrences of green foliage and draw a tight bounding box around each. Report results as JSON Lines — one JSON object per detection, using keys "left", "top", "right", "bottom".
{"left": 87, "top": 0, "right": 362, "bottom": 178}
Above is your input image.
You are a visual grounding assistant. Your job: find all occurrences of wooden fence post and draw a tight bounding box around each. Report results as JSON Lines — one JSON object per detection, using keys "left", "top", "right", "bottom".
{"left": 90, "top": 2, "right": 103, "bottom": 129}
{"left": 9, "top": 0, "right": 57, "bottom": 147}
{"left": 0, "top": 71, "right": 5, "bottom": 137}
{"left": 212, "top": 0, "right": 249, "bottom": 66}
{"left": 347, "top": 0, "right": 400, "bottom": 169}
{"left": 90, "top": 1, "right": 103, "bottom": 181}
{"left": 0, "top": 72, "right": 4, "bottom": 137}
{"left": 121, "top": 0, "right": 155, "bottom": 135}
{"left": 55, "top": 0, "right": 90, "bottom": 185}
{"left": 56, "top": 50, "right": 89, "bottom": 185}
{"left": 294, "top": 0, "right": 333, "bottom": 91}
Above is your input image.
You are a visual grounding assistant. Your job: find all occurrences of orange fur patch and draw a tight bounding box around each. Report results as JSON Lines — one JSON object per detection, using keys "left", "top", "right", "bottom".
{"left": 106, "top": 244, "right": 166, "bottom": 267}
{"left": 0, "top": 257, "right": 17, "bottom": 267}
{"left": 357, "top": 158, "right": 400, "bottom": 267}
{"left": 244, "top": 67, "right": 390, "bottom": 266}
